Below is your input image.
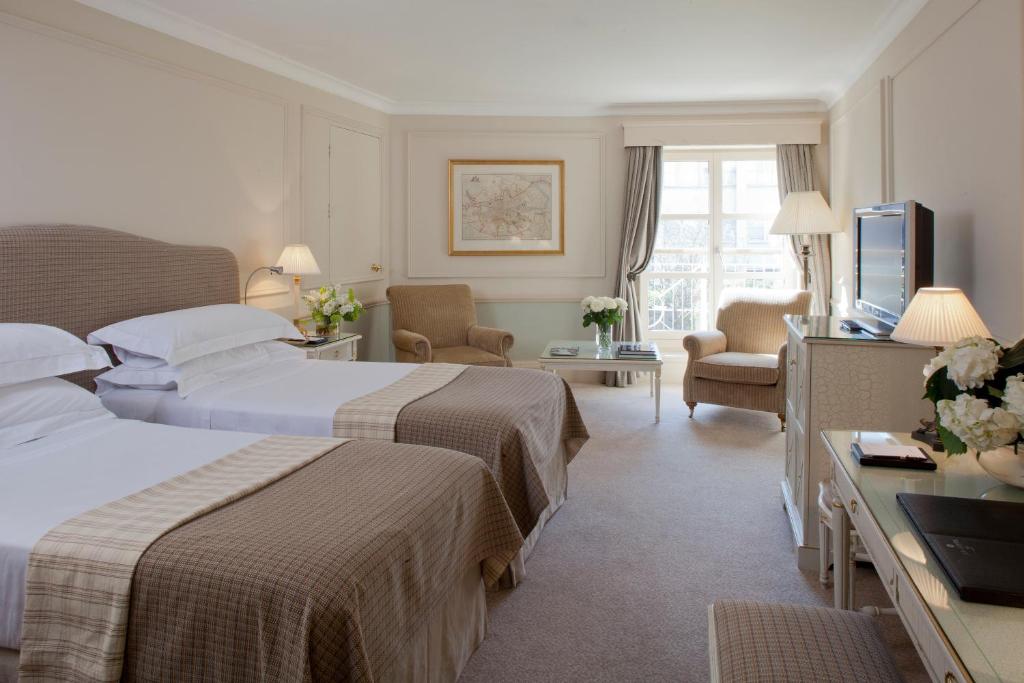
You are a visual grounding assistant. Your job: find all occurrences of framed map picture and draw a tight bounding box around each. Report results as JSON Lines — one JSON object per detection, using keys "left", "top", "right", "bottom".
{"left": 449, "top": 159, "right": 565, "bottom": 255}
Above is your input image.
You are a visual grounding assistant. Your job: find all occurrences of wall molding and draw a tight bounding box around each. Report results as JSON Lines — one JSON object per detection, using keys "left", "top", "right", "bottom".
{"left": 0, "top": 7, "right": 293, "bottom": 297}
{"left": 405, "top": 129, "right": 608, "bottom": 279}
{"left": 73, "top": 0, "right": 397, "bottom": 113}
{"left": 68, "top": 0, "right": 918, "bottom": 119}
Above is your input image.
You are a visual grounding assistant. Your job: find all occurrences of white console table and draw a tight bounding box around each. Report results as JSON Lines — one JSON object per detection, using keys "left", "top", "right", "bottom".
{"left": 782, "top": 315, "right": 934, "bottom": 571}
{"left": 823, "top": 430, "right": 1024, "bottom": 683}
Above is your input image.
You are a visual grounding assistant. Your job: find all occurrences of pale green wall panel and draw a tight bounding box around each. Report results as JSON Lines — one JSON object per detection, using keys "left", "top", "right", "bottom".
{"left": 475, "top": 302, "right": 588, "bottom": 361}
{"left": 349, "top": 301, "right": 590, "bottom": 362}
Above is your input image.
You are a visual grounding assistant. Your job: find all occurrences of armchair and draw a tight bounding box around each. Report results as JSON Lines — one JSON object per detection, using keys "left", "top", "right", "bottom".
{"left": 386, "top": 284, "right": 514, "bottom": 366}
{"left": 683, "top": 288, "right": 812, "bottom": 429}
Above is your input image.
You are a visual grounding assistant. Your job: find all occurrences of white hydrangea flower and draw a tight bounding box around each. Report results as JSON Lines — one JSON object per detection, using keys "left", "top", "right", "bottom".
{"left": 937, "top": 394, "right": 1020, "bottom": 452}
{"left": 338, "top": 302, "right": 355, "bottom": 315}
{"left": 601, "top": 296, "right": 617, "bottom": 310}
{"left": 928, "top": 336, "right": 1001, "bottom": 390}
{"left": 581, "top": 296, "right": 595, "bottom": 311}
{"left": 1002, "top": 373, "right": 1024, "bottom": 422}
{"left": 614, "top": 297, "right": 628, "bottom": 312}
{"left": 589, "top": 298, "right": 606, "bottom": 312}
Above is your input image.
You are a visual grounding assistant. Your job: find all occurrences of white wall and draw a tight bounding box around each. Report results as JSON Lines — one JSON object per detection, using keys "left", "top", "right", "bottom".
{"left": 829, "top": 0, "right": 1023, "bottom": 341}
{"left": 389, "top": 116, "right": 625, "bottom": 301}
{"left": 0, "top": 0, "right": 389, "bottom": 314}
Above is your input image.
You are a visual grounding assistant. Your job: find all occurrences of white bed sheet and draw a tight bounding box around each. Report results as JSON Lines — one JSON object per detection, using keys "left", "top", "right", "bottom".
{"left": 0, "top": 418, "right": 262, "bottom": 649}
{"left": 100, "top": 359, "right": 418, "bottom": 436}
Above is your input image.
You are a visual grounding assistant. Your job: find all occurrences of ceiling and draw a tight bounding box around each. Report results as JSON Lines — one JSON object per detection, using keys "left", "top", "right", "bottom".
{"left": 75, "top": 0, "right": 928, "bottom": 115}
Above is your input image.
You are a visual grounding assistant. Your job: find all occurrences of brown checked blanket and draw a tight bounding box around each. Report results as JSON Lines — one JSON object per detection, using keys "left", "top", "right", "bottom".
{"left": 19, "top": 438, "right": 522, "bottom": 682}
{"left": 335, "top": 365, "right": 590, "bottom": 538}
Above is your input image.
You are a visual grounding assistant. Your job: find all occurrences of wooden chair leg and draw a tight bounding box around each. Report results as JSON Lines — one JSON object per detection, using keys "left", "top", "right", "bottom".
{"left": 778, "top": 413, "right": 786, "bottom": 432}
{"left": 686, "top": 401, "right": 697, "bottom": 418}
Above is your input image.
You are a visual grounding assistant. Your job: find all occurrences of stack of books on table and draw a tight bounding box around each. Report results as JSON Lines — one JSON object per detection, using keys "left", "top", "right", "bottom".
{"left": 616, "top": 342, "right": 658, "bottom": 359}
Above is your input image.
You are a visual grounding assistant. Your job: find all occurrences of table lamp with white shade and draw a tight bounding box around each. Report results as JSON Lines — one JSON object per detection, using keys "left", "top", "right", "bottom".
{"left": 275, "top": 243, "right": 321, "bottom": 290}
{"left": 891, "top": 287, "right": 992, "bottom": 450}
{"left": 242, "top": 243, "right": 321, "bottom": 316}
{"left": 769, "top": 191, "right": 842, "bottom": 290}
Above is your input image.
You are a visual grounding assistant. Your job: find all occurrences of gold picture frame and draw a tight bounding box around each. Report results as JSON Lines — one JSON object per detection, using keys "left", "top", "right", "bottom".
{"left": 448, "top": 159, "right": 565, "bottom": 256}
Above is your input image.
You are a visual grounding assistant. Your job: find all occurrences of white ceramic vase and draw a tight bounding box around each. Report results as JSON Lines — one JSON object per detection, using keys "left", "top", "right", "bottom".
{"left": 977, "top": 447, "right": 1024, "bottom": 489}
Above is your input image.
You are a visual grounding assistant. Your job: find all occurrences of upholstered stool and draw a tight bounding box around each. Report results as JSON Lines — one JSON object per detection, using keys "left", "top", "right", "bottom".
{"left": 708, "top": 600, "right": 902, "bottom": 683}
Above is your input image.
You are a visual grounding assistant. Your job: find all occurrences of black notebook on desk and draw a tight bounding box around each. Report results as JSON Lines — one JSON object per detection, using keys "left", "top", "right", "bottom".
{"left": 897, "top": 493, "right": 1024, "bottom": 607}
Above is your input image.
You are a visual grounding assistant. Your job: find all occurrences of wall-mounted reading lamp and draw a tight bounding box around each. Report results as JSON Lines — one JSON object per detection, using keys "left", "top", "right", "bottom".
{"left": 242, "top": 244, "right": 321, "bottom": 305}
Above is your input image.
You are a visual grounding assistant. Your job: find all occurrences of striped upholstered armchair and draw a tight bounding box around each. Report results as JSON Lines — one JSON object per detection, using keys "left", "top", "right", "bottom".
{"left": 683, "top": 289, "right": 812, "bottom": 430}
{"left": 386, "top": 284, "right": 514, "bottom": 367}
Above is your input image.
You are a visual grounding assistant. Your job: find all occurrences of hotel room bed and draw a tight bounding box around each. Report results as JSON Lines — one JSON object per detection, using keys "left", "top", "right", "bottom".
{"left": 0, "top": 410, "right": 522, "bottom": 682}
{"left": 0, "top": 225, "right": 590, "bottom": 583}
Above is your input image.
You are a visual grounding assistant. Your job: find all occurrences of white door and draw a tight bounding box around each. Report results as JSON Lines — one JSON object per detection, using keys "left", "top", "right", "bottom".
{"left": 329, "top": 125, "right": 384, "bottom": 284}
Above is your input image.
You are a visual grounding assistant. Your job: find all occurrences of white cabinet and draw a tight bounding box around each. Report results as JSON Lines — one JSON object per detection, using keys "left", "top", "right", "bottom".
{"left": 782, "top": 316, "right": 934, "bottom": 570}
{"left": 329, "top": 125, "right": 384, "bottom": 285}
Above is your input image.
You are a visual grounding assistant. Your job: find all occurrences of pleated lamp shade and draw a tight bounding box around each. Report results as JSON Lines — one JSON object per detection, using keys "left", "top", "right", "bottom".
{"left": 275, "top": 244, "right": 321, "bottom": 275}
{"left": 891, "top": 287, "right": 990, "bottom": 347}
{"left": 769, "top": 191, "right": 842, "bottom": 236}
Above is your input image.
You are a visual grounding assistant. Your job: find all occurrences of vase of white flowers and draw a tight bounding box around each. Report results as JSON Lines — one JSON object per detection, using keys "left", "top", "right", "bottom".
{"left": 924, "top": 335, "right": 1024, "bottom": 488}
{"left": 302, "top": 285, "right": 364, "bottom": 339}
{"left": 581, "top": 296, "right": 627, "bottom": 352}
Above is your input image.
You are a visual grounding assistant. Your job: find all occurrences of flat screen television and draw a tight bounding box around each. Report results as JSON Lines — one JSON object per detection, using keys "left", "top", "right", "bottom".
{"left": 853, "top": 201, "right": 934, "bottom": 327}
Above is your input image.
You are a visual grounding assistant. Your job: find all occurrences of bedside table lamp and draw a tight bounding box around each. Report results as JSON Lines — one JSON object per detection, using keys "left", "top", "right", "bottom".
{"left": 891, "top": 287, "right": 991, "bottom": 450}
{"left": 242, "top": 243, "right": 321, "bottom": 307}
{"left": 275, "top": 243, "right": 321, "bottom": 322}
{"left": 769, "top": 191, "right": 842, "bottom": 290}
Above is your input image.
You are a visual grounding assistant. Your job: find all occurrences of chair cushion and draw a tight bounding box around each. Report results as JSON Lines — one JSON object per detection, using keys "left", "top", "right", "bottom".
{"left": 431, "top": 345, "right": 507, "bottom": 367}
{"left": 693, "top": 352, "right": 779, "bottom": 386}
{"left": 709, "top": 601, "right": 902, "bottom": 683}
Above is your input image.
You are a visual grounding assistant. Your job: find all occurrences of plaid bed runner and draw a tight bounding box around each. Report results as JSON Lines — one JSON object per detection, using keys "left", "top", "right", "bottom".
{"left": 333, "top": 363, "right": 466, "bottom": 440}
{"left": 18, "top": 435, "right": 342, "bottom": 682}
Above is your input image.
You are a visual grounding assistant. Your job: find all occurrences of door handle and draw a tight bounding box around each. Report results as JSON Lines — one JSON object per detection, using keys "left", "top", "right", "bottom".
{"left": 370, "top": 263, "right": 382, "bottom": 272}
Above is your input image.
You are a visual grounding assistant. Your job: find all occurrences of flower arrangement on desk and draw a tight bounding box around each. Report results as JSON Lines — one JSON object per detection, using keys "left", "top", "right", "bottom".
{"left": 924, "top": 336, "right": 1024, "bottom": 488}
{"left": 581, "top": 296, "right": 627, "bottom": 351}
{"left": 303, "top": 285, "right": 364, "bottom": 337}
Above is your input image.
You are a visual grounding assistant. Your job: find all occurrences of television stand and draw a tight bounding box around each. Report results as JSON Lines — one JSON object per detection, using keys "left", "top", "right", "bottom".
{"left": 841, "top": 318, "right": 893, "bottom": 338}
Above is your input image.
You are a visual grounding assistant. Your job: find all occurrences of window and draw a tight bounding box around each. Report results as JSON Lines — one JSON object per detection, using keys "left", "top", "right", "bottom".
{"left": 642, "top": 148, "right": 793, "bottom": 338}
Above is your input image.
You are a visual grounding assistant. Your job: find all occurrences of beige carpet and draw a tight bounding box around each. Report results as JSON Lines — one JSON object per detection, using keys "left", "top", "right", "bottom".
{"left": 460, "top": 381, "right": 928, "bottom": 682}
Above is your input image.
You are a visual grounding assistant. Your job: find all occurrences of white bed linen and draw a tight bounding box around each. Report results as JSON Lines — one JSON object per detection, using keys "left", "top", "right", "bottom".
{"left": 100, "top": 359, "right": 418, "bottom": 436}
{"left": 0, "top": 418, "right": 262, "bottom": 649}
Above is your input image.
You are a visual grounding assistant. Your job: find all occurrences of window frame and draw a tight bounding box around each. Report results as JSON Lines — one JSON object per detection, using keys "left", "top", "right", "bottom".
{"left": 641, "top": 147, "right": 794, "bottom": 341}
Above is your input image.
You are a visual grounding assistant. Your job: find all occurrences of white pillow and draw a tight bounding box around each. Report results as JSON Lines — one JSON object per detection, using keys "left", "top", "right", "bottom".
{"left": 87, "top": 304, "right": 304, "bottom": 366}
{"left": 0, "top": 323, "right": 112, "bottom": 388}
{"left": 0, "top": 377, "right": 114, "bottom": 448}
{"left": 95, "top": 340, "right": 307, "bottom": 397}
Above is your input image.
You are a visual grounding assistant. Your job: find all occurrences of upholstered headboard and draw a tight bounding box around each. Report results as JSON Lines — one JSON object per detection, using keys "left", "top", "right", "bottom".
{"left": 0, "top": 225, "right": 239, "bottom": 387}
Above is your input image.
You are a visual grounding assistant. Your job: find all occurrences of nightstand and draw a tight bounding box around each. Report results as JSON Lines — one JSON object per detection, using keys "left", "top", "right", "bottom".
{"left": 304, "top": 334, "right": 362, "bottom": 361}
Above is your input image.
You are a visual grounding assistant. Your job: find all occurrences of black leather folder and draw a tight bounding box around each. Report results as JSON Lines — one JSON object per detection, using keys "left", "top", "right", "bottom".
{"left": 897, "top": 493, "right": 1024, "bottom": 608}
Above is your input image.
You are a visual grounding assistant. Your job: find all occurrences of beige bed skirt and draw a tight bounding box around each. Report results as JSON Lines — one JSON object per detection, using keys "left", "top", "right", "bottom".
{"left": 1, "top": 563, "right": 486, "bottom": 683}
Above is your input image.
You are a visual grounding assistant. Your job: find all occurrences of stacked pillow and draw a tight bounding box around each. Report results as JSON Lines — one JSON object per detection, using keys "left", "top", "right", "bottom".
{"left": 89, "top": 304, "right": 307, "bottom": 397}
{"left": 0, "top": 324, "right": 114, "bottom": 448}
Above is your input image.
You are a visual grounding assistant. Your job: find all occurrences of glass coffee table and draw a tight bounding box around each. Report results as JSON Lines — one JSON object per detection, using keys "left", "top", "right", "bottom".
{"left": 538, "top": 340, "right": 663, "bottom": 422}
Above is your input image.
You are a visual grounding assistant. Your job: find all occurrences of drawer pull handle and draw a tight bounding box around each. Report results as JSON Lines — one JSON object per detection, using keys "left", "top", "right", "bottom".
{"left": 371, "top": 263, "right": 383, "bottom": 272}
{"left": 945, "top": 673, "right": 956, "bottom": 683}
{"left": 849, "top": 499, "right": 857, "bottom": 513}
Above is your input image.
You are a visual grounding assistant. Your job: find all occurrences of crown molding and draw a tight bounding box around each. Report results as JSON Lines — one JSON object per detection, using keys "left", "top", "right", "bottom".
{"left": 73, "top": 0, "right": 909, "bottom": 117}
{"left": 824, "top": 0, "right": 930, "bottom": 106}
{"left": 73, "top": 0, "right": 398, "bottom": 113}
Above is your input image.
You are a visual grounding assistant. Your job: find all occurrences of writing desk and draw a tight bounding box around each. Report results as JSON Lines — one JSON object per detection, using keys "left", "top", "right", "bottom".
{"left": 822, "top": 430, "right": 1024, "bottom": 683}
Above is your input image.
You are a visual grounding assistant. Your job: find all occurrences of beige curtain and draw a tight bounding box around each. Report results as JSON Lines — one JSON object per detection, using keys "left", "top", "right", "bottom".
{"left": 606, "top": 146, "right": 662, "bottom": 387}
{"left": 776, "top": 144, "right": 830, "bottom": 316}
